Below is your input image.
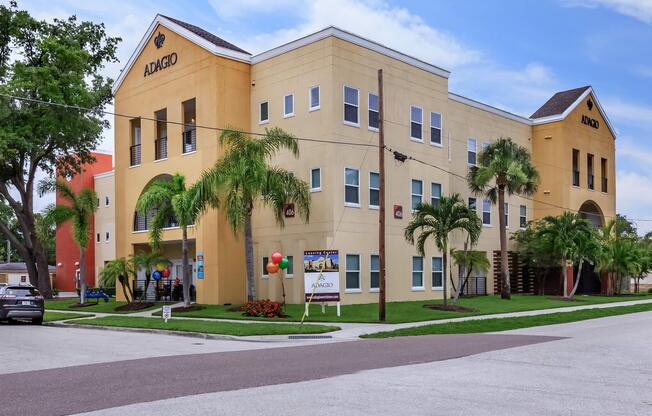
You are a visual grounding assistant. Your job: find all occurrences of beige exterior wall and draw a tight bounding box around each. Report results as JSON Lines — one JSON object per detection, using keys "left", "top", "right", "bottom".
{"left": 94, "top": 171, "right": 116, "bottom": 280}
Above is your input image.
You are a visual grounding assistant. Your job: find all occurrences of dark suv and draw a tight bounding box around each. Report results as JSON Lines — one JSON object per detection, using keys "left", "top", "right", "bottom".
{"left": 0, "top": 285, "right": 45, "bottom": 324}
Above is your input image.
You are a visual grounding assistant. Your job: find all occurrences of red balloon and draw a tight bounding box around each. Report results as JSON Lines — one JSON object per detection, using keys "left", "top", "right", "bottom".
{"left": 161, "top": 268, "right": 171, "bottom": 278}
{"left": 266, "top": 262, "right": 279, "bottom": 274}
{"left": 271, "top": 252, "right": 283, "bottom": 264}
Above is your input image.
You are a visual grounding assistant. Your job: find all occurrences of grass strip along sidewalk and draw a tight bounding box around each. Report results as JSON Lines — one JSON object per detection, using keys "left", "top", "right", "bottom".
{"left": 71, "top": 316, "right": 339, "bottom": 336}
{"left": 44, "top": 312, "right": 93, "bottom": 322}
{"left": 45, "top": 298, "right": 165, "bottom": 314}
{"left": 362, "top": 302, "right": 652, "bottom": 338}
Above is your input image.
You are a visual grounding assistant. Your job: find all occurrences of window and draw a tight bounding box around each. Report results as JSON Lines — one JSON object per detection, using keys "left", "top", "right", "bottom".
{"left": 182, "top": 98, "right": 197, "bottom": 154}
{"left": 504, "top": 203, "right": 509, "bottom": 228}
{"left": 572, "top": 148, "right": 580, "bottom": 186}
{"left": 105, "top": 196, "right": 110, "bottom": 207}
{"left": 468, "top": 197, "right": 477, "bottom": 211}
{"left": 368, "top": 92, "right": 379, "bottom": 131}
{"left": 286, "top": 256, "right": 294, "bottom": 276}
{"left": 262, "top": 256, "right": 269, "bottom": 278}
{"left": 309, "top": 86, "right": 320, "bottom": 111}
{"left": 520, "top": 205, "right": 527, "bottom": 229}
{"left": 601, "top": 158, "right": 608, "bottom": 192}
{"left": 344, "top": 86, "right": 359, "bottom": 125}
{"left": 430, "top": 112, "right": 442, "bottom": 145}
{"left": 432, "top": 257, "right": 443, "bottom": 289}
{"left": 587, "top": 153, "right": 594, "bottom": 190}
{"left": 130, "top": 118, "right": 141, "bottom": 166}
{"left": 411, "top": 179, "right": 423, "bottom": 210}
{"left": 310, "top": 168, "right": 321, "bottom": 192}
{"left": 369, "top": 172, "right": 380, "bottom": 208}
{"left": 370, "top": 255, "right": 380, "bottom": 291}
{"left": 96, "top": 233, "right": 100, "bottom": 243}
{"left": 284, "top": 94, "right": 294, "bottom": 118}
{"left": 468, "top": 138, "right": 477, "bottom": 165}
{"left": 412, "top": 256, "right": 424, "bottom": 290}
{"left": 260, "top": 101, "right": 269, "bottom": 124}
{"left": 482, "top": 199, "right": 491, "bottom": 226}
{"left": 431, "top": 183, "right": 442, "bottom": 207}
{"left": 155, "top": 108, "right": 167, "bottom": 160}
{"left": 105, "top": 231, "right": 110, "bottom": 242}
{"left": 482, "top": 142, "right": 489, "bottom": 152}
{"left": 344, "top": 168, "right": 360, "bottom": 206}
{"left": 410, "top": 106, "right": 423, "bottom": 141}
{"left": 346, "top": 254, "right": 360, "bottom": 291}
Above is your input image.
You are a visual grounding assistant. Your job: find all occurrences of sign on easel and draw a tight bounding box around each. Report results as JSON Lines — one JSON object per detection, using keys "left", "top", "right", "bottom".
{"left": 303, "top": 250, "right": 341, "bottom": 317}
{"left": 162, "top": 305, "right": 172, "bottom": 323}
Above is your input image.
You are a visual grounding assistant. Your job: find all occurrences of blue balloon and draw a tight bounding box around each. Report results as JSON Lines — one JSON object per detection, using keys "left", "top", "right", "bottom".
{"left": 152, "top": 271, "right": 162, "bottom": 281}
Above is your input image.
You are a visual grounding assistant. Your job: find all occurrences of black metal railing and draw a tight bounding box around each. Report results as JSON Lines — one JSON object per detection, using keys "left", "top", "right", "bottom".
{"left": 133, "top": 209, "right": 179, "bottom": 232}
{"left": 460, "top": 276, "right": 487, "bottom": 296}
{"left": 588, "top": 173, "right": 594, "bottom": 190}
{"left": 155, "top": 137, "right": 168, "bottom": 160}
{"left": 130, "top": 144, "right": 141, "bottom": 166}
{"left": 602, "top": 177, "right": 608, "bottom": 193}
{"left": 183, "top": 129, "right": 197, "bottom": 154}
{"left": 572, "top": 170, "right": 580, "bottom": 187}
{"left": 132, "top": 279, "right": 196, "bottom": 302}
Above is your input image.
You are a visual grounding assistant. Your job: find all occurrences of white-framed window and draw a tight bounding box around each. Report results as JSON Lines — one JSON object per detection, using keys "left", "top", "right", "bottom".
{"left": 343, "top": 86, "right": 359, "bottom": 126}
{"left": 410, "top": 106, "right": 423, "bottom": 141}
{"left": 430, "top": 112, "right": 442, "bottom": 146}
{"left": 283, "top": 94, "right": 294, "bottom": 118}
{"left": 310, "top": 167, "right": 321, "bottom": 192}
{"left": 468, "top": 138, "right": 477, "bottom": 165}
{"left": 468, "top": 197, "right": 477, "bottom": 211}
{"left": 520, "top": 205, "right": 527, "bottom": 229}
{"left": 432, "top": 256, "right": 443, "bottom": 289}
{"left": 105, "top": 196, "right": 110, "bottom": 207}
{"left": 344, "top": 167, "right": 360, "bottom": 207}
{"left": 370, "top": 255, "right": 380, "bottom": 292}
{"left": 309, "top": 85, "right": 320, "bottom": 111}
{"left": 482, "top": 199, "right": 491, "bottom": 226}
{"left": 411, "top": 179, "right": 423, "bottom": 211}
{"left": 504, "top": 202, "right": 509, "bottom": 228}
{"left": 368, "top": 92, "right": 379, "bottom": 131}
{"left": 96, "top": 233, "right": 100, "bottom": 243}
{"left": 261, "top": 256, "right": 269, "bottom": 278}
{"left": 345, "top": 254, "right": 361, "bottom": 292}
{"left": 369, "top": 172, "right": 380, "bottom": 209}
{"left": 260, "top": 101, "right": 269, "bottom": 124}
{"left": 105, "top": 231, "right": 110, "bottom": 242}
{"left": 286, "top": 255, "right": 294, "bottom": 277}
{"left": 431, "top": 182, "right": 442, "bottom": 207}
{"left": 412, "top": 256, "right": 424, "bottom": 290}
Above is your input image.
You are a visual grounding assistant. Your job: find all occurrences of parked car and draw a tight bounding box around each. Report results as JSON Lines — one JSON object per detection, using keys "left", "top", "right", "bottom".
{"left": 0, "top": 285, "right": 45, "bottom": 325}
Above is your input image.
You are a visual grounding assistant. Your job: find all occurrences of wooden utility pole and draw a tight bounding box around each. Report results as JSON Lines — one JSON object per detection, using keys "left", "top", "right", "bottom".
{"left": 378, "top": 69, "right": 386, "bottom": 322}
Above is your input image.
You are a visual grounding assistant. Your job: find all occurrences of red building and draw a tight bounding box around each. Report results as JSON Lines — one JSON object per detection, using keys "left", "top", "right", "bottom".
{"left": 55, "top": 152, "right": 113, "bottom": 292}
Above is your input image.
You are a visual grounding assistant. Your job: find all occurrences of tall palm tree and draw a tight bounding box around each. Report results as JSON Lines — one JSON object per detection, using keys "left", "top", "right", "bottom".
{"left": 467, "top": 137, "right": 539, "bottom": 300}
{"left": 536, "top": 212, "right": 596, "bottom": 299}
{"left": 404, "top": 194, "right": 481, "bottom": 306}
{"left": 133, "top": 251, "right": 169, "bottom": 302}
{"left": 192, "top": 127, "right": 311, "bottom": 301}
{"left": 451, "top": 249, "right": 490, "bottom": 302}
{"left": 137, "top": 173, "right": 197, "bottom": 307}
{"left": 99, "top": 256, "right": 136, "bottom": 304}
{"left": 44, "top": 180, "right": 98, "bottom": 305}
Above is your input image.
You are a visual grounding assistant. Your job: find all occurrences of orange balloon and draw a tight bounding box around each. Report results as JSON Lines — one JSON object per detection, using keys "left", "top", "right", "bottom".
{"left": 266, "top": 262, "right": 280, "bottom": 274}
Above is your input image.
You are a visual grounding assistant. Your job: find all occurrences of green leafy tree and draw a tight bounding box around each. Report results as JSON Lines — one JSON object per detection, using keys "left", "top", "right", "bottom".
{"left": 467, "top": 137, "right": 539, "bottom": 300}
{"left": 451, "top": 249, "right": 490, "bottom": 302}
{"left": 404, "top": 194, "right": 481, "bottom": 306}
{"left": 136, "top": 174, "right": 197, "bottom": 307}
{"left": 99, "top": 256, "right": 136, "bottom": 304}
{"left": 133, "top": 251, "right": 170, "bottom": 302}
{"left": 0, "top": 198, "right": 20, "bottom": 262}
{"left": 0, "top": 3, "right": 119, "bottom": 297}
{"left": 598, "top": 217, "right": 644, "bottom": 294}
{"left": 192, "top": 127, "right": 311, "bottom": 301}
{"left": 42, "top": 180, "right": 98, "bottom": 304}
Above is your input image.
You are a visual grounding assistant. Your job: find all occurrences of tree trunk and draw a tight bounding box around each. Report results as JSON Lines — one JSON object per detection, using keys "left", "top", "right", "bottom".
{"left": 120, "top": 276, "right": 131, "bottom": 304}
{"left": 497, "top": 186, "right": 510, "bottom": 299}
{"left": 569, "top": 259, "right": 583, "bottom": 299}
{"left": 561, "top": 256, "right": 568, "bottom": 299}
{"left": 141, "top": 271, "right": 151, "bottom": 302}
{"left": 79, "top": 248, "right": 87, "bottom": 304}
{"left": 453, "top": 241, "right": 469, "bottom": 304}
{"left": 244, "top": 211, "right": 256, "bottom": 302}
{"left": 181, "top": 227, "right": 191, "bottom": 308}
{"left": 442, "top": 245, "right": 448, "bottom": 306}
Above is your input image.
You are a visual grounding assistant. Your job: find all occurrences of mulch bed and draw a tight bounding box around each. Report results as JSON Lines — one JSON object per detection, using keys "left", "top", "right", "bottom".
{"left": 226, "top": 306, "right": 243, "bottom": 312}
{"left": 546, "top": 296, "right": 583, "bottom": 302}
{"left": 423, "top": 304, "right": 480, "bottom": 313}
{"left": 68, "top": 302, "right": 102, "bottom": 308}
{"left": 113, "top": 302, "right": 155, "bottom": 311}
{"left": 170, "top": 305, "right": 205, "bottom": 313}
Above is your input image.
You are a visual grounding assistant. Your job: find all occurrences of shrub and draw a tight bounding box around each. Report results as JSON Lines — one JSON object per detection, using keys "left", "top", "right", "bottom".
{"left": 242, "top": 299, "right": 284, "bottom": 318}
{"left": 648, "top": 288, "right": 652, "bottom": 295}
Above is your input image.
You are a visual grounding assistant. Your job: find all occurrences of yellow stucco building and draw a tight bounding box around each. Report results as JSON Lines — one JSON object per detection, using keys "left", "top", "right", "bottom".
{"left": 111, "top": 15, "right": 616, "bottom": 305}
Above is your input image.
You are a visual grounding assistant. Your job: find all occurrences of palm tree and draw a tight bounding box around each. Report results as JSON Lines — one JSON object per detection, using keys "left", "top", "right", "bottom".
{"left": 99, "top": 256, "right": 136, "bottom": 303}
{"left": 44, "top": 180, "right": 98, "bottom": 305}
{"left": 404, "top": 194, "right": 481, "bottom": 306}
{"left": 192, "top": 127, "right": 311, "bottom": 301}
{"left": 133, "top": 251, "right": 169, "bottom": 302}
{"left": 136, "top": 173, "right": 197, "bottom": 307}
{"left": 536, "top": 212, "right": 597, "bottom": 299}
{"left": 451, "top": 249, "right": 490, "bottom": 302}
{"left": 467, "top": 137, "right": 539, "bottom": 300}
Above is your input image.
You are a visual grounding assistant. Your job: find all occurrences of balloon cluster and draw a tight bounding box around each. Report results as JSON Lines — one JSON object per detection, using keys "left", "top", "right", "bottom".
{"left": 153, "top": 263, "right": 171, "bottom": 281}
{"left": 266, "top": 251, "right": 289, "bottom": 274}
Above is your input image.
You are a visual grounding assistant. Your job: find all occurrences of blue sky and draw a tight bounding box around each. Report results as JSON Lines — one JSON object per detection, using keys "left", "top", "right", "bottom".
{"left": 18, "top": 0, "right": 652, "bottom": 232}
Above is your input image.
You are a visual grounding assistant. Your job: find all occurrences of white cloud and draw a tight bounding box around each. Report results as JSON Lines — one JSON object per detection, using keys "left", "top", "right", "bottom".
{"left": 616, "top": 170, "right": 652, "bottom": 234}
{"left": 561, "top": 0, "right": 652, "bottom": 24}
{"left": 602, "top": 97, "right": 652, "bottom": 127}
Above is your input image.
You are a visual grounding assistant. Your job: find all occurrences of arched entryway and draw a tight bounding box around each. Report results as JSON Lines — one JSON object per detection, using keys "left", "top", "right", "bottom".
{"left": 578, "top": 200, "right": 604, "bottom": 228}
{"left": 575, "top": 200, "right": 605, "bottom": 294}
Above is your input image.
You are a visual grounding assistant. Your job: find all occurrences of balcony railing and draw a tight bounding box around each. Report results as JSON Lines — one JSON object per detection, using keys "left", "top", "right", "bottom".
{"left": 183, "top": 129, "right": 197, "bottom": 154}
{"left": 130, "top": 144, "right": 141, "bottom": 166}
{"left": 572, "top": 170, "right": 580, "bottom": 187}
{"left": 602, "top": 177, "right": 608, "bottom": 193}
{"left": 155, "top": 137, "right": 168, "bottom": 160}
{"left": 588, "top": 173, "right": 594, "bottom": 190}
{"left": 133, "top": 209, "right": 180, "bottom": 232}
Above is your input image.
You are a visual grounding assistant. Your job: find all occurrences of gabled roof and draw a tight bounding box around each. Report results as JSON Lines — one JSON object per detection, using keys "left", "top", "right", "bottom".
{"left": 160, "top": 15, "right": 249, "bottom": 54}
{"left": 530, "top": 86, "right": 617, "bottom": 139}
{"left": 0, "top": 262, "right": 55, "bottom": 272}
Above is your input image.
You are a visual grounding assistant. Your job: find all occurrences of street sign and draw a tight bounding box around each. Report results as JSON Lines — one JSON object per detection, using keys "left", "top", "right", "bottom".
{"left": 162, "top": 305, "right": 172, "bottom": 323}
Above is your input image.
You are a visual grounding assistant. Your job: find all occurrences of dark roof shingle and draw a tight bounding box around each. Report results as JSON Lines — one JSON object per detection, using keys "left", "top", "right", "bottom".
{"left": 530, "top": 86, "right": 591, "bottom": 119}
{"left": 160, "top": 15, "right": 250, "bottom": 55}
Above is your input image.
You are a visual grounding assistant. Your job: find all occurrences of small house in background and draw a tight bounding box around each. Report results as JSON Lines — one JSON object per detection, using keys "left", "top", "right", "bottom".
{"left": 0, "top": 262, "right": 56, "bottom": 286}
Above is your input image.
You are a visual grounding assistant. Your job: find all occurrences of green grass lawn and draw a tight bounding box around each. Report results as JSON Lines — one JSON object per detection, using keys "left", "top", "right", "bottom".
{"left": 71, "top": 316, "right": 339, "bottom": 336}
{"left": 45, "top": 298, "right": 166, "bottom": 314}
{"left": 152, "top": 294, "right": 651, "bottom": 324}
{"left": 362, "top": 302, "right": 652, "bottom": 338}
{"left": 44, "top": 312, "right": 93, "bottom": 322}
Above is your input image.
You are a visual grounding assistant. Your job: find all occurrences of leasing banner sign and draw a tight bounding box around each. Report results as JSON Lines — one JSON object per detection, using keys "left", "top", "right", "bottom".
{"left": 304, "top": 250, "right": 340, "bottom": 302}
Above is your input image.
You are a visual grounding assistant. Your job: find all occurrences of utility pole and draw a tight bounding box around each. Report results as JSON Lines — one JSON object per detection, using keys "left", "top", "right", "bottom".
{"left": 378, "top": 69, "right": 386, "bottom": 322}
